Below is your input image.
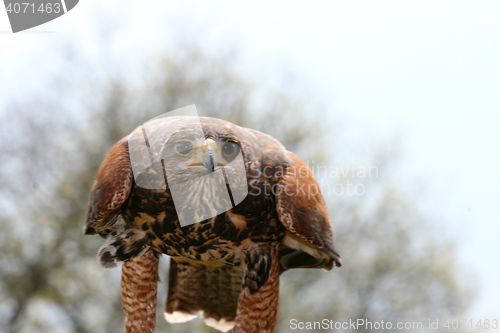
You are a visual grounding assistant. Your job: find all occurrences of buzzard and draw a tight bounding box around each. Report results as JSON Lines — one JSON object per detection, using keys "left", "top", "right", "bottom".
{"left": 84, "top": 116, "right": 341, "bottom": 333}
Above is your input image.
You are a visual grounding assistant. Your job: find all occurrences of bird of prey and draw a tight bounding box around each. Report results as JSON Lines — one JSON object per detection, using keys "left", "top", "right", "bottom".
{"left": 84, "top": 116, "right": 341, "bottom": 333}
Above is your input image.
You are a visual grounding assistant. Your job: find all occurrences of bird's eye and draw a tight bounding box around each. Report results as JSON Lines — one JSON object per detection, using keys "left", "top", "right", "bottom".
{"left": 175, "top": 141, "right": 194, "bottom": 156}
{"left": 222, "top": 140, "right": 239, "bottom": 157}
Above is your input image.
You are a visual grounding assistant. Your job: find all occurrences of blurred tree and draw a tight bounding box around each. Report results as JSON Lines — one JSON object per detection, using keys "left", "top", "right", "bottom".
{"left": 0, "top": 41, "right": 471, "bottom": 333}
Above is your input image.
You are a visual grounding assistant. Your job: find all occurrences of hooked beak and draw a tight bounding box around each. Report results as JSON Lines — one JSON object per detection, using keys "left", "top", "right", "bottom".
{"left": 201, "top": 139, "right": 218, "bottom": 173}
{"left": 186, "top": 139, "right": 227, "bottom": 173}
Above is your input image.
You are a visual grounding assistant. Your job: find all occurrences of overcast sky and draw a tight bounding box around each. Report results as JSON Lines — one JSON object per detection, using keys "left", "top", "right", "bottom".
{"left": 1, "top": 0, "right": 499, "bottom": 320}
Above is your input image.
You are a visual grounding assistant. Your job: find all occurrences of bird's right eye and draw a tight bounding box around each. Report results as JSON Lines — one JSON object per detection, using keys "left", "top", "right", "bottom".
{"left": 175, "top": 141, "right": 194, "bottom": 156}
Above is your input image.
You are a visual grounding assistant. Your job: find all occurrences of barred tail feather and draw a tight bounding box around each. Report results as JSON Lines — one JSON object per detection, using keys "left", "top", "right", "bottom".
{"left": 165, "top": 259, "right": 242, "bottom": 332}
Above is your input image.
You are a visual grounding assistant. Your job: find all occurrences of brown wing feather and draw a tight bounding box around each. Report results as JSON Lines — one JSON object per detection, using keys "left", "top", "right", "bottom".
{"left": 276, "top": 151, "right": 342, "bottom": 269}
{"left": 84, "top": 136, "right": 132, "bottom": 236}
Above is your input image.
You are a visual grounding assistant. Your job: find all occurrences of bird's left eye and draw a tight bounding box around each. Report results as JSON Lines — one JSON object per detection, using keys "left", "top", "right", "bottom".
{"left": 222, "top": 140, "right": 239, "bottom": 157}
{"left": 175, "top": 141, "right": 194, "bottom": 156}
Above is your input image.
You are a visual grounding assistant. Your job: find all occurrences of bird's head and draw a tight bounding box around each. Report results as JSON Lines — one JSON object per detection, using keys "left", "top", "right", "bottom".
{"left": 151, "top": 118, "right": 249, "bottom": 225}
{"left": 129, "top": 116, "right": 250, "bottom": 188}
{"left": 172, "top": 137, "right": 240, "bottom": 174}
{"left": 162, "top": 128, "right": 244, "bottom": 185}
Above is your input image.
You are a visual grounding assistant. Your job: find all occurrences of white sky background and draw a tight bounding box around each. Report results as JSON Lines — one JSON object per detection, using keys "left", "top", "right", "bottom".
{"left": 1, "top": 0, "right": 499, "bottom": 320}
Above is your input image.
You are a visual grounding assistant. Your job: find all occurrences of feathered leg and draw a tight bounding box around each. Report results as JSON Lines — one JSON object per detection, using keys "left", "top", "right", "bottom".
{"left": 121, "top": 249, "right": 159, "bottom": 333}
{"left": 233, "top": 244, "right": 280, "bottom": 333}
